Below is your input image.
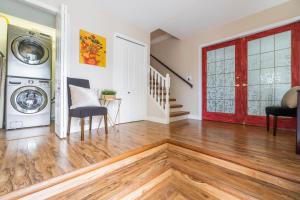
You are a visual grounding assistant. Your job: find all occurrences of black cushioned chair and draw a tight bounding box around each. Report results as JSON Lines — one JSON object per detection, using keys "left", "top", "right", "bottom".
{"left": 67, "top": 77, "right": 108, "bottom": 140}
{"left": 265, "top": 106, "right": 297, "bottom": 136}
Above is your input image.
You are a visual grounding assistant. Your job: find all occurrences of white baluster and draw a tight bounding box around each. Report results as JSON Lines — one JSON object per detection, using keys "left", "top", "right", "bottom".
{"left": 162, "top": 79, "right": 166, "bottom": 110}
{"left": 148, "top": 66, "right": 171, "bottom": 121}
{"left": 154, "top": 71, "right": 157, "bottom": 101}
{"left": 151, "top": 69, "right": 154, "bottom": 98}
{"left": 165, "top": 73, "right": 170, "bottom": 115}
{"left": 149, "top": 68, "right": 152, "bottom": 96}
{"left": 158, "top": 75, "right": 161, "bottom": 106}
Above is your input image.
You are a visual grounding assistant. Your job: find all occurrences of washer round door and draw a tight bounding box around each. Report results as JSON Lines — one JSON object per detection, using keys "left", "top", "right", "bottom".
{"left": 11, "top": 36, "right": 49, "bottom": 65}
{"left": 11, "top": 86, "right": 48, "bottom": 114}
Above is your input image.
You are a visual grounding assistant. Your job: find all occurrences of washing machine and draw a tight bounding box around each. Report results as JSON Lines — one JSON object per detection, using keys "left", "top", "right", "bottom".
{"left": 7, "top": 25, "right": 52, "bottom": 79}
{"left": 6, "top": 77, "right": 50, "bottom": 129}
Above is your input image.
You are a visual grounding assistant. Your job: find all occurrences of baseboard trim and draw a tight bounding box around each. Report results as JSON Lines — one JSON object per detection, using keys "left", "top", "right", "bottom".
{"left": 147, "top": 116, "right": 169, "bottom": 124}
{"left": 188, "top": 114, "right": 201, "bottom": 120}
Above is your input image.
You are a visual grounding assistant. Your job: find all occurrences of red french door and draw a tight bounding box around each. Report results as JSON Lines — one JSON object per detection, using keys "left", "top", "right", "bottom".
{"left": 202, "top": 39, "right": 243, "bottom": 123}
{"left": 203, "top": 22, "right": 300, "bottom": 129}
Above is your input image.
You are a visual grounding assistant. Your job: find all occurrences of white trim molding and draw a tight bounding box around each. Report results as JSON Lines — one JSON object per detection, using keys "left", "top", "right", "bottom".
{"left": 18, "top": 0, "right": 59, "bottom": 14}
{"left": 188, "top": 114, "right": 201, "bottom": 120}
{"left": 147, "top": 116, "right": 169, "bottom": 124}
{"left": 200, "top": 16, "right": 300, "bottom": 48}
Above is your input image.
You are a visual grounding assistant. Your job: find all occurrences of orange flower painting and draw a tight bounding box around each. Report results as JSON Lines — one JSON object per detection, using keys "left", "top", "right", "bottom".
{"left": 79, "top": 29, "right": 106, "bottom": 67}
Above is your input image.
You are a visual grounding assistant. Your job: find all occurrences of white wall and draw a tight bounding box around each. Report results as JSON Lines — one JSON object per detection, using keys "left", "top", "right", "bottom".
{"left": 39, "top": 0, "right": 150, "bottom": 132}
{"left": 0, "top": 0, "right": 56, "bottom": 28}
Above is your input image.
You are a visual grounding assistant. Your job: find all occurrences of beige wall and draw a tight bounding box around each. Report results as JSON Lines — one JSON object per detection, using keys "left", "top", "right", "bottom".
{"left": 151, "top": 0, "right": 300, "bottom": 119}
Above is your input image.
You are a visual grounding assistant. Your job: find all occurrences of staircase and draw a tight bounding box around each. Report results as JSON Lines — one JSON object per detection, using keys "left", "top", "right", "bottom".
{"left": 149, "top": 66, "right": 190, "bottom": 123}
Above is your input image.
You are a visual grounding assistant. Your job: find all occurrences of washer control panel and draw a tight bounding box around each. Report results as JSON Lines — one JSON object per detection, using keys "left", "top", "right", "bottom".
{"left": 7, "top": 77, "right": 50, "bottom": 87}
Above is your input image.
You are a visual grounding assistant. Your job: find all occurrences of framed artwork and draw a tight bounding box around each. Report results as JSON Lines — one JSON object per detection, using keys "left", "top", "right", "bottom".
{"left": 79, "top": 29, "right": 106, "bottom": 67}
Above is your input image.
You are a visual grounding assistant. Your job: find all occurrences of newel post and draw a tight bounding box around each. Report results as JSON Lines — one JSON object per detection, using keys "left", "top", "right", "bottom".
{"left": 165, "top": 74, "right": 170, "bottom": 116}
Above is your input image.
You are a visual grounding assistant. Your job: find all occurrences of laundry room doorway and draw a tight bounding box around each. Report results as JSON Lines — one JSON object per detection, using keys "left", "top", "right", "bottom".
{"left": 35, "top": 3, "right": 69, "bottom": 139}
{"left": 0, "top": 1, "right": 69, "bottom": 139}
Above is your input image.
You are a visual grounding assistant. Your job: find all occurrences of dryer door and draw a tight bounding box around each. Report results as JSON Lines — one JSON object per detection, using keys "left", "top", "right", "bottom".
{"left": 11, "top": 36, "right": 49, "bottom": 65}
{"left": 11, "top": 86, "right": 48, "bottom": 114}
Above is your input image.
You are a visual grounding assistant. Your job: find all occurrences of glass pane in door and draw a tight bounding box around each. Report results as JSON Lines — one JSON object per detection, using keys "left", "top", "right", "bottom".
{"left": 206, "top": 45, "right": 235, "bottom": 113}
{"left": 247, "top": 31, "right": 291, "bottom": 116}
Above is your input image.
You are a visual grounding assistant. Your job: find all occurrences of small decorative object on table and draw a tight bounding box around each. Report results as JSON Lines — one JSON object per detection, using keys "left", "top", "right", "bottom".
{"left": 101, "top": 89, "right": 116, "bottom": 100}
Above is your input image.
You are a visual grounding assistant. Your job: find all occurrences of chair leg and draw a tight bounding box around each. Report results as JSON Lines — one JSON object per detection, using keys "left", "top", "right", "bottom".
{"left": 104, "top": 114, "right": 108, "bottom": 134}
{"left": 273, "top": 116, "right": 278, "bottom": 136}
{"left": 67, "top": 116, "right": 71, "bottom": 136}
{"left": 89, "top": 116, "right": 92, "bottom": 132}
{"left": 81, "top": 118, "right": 85, "bottom": 141}
{"left": 266, "top": 114, "right": 270, "bottom": 132}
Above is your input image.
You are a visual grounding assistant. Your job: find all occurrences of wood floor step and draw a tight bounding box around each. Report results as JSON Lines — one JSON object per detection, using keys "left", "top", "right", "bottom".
{"left": 13, "top": 143, "right": 300, "bottom": 199}
{"left": 170, "top": 104, "right": 183, "bottom": 108}
{"left": 152, "top": 89, "right": 168, "bottom": 93}
{"left": 154, "top": 91, "right": 168, "bottom": 95}
{"left": 162, "top": 98, "right": 176, "bottom": 102}
{"left": 138, "top": 177, "right": 185, "bottom": 200}
{"left": 168, "top": 145, "right": 300, "bottom": 200}
{"left": 170, "top": 111, "right": 190, "bottom": 117}
{"left": 149, "top": 82, "right": 160, "bottom": 86}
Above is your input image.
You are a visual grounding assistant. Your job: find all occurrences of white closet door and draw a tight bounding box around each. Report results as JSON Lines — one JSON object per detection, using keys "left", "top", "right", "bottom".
{"left": 114, "top": 36, "right": 146, "bottom": 123}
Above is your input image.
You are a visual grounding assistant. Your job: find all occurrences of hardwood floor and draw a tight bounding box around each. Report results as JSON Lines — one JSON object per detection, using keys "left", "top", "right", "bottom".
{"left": 0, "top": 119, "right": 299, "bottom": 198}
{"left": 138, "top": 178, "right": 186, "bottom": 200}
{"left": 168, "top": 120, "right": 300, "bottom": 183}
{"left": 17, "top": 144, "right": 299, "bottom": 200}
{"left": 0, "top": 122, "right": 169, "bottom": 196}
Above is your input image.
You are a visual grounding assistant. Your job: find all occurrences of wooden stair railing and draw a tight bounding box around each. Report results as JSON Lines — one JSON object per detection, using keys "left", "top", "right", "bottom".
{"left": 149, "top": 65, "right": 170, "bottom": 117}
{"left": 149, "top": 65, "right": 190, "bottom": 123}
{"left": 151, "top": 54, "right": 193, "bottom": 88}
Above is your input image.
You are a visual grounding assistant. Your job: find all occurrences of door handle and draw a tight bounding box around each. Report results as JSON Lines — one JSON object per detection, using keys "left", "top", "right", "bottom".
{"left": 242, "top": 83, "right": 247, "bottom": 87}
{"left": 235, "top": 84, "right": 240, "bottom": 87}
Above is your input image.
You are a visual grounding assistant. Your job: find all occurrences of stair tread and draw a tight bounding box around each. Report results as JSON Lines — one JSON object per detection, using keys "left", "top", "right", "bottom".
{"left": 170, "top": 104, "right": 183, "bottom": 108}
{"left": 162, "top": 98, "right": 176, "bottom": 102}
{"left": 170, "top": 111, "right": 190, "bottom": 117}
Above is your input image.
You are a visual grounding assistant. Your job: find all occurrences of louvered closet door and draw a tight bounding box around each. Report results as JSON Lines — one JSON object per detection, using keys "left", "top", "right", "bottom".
{"left": 202, "top": 39, "right": 243, "bottom": 123}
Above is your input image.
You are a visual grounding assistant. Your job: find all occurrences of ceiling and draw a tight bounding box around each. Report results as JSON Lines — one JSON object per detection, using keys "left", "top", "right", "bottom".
{"left": 95, "top": 0, "right": 289, "bottom": 38}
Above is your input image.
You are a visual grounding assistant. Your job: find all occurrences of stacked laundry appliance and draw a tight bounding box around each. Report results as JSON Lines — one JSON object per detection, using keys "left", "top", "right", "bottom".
{"left": 5, "top": 25, "right": 52, "bottom": 129}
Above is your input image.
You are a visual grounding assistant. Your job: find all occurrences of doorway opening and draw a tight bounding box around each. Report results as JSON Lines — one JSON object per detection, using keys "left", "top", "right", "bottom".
{"left": 202, "top": 22, "right": 300, "bottom": 130}
{"left": 0, "top": 12, "right": 57, "bottom": 138}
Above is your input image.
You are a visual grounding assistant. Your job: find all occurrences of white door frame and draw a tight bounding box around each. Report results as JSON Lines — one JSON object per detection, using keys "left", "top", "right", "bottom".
{"left": 20, "top": 0, "right": 69, "bottom": 138}
{"left": 198, "top": 16, "right": 300, "bottom": 121}
{"left": 113, "top": 33, "right": 148, "bottom": 121}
